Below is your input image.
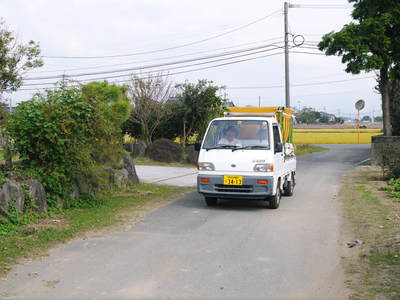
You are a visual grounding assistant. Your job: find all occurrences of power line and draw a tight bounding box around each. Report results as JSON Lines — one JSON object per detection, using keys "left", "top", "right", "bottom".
{"left": 22, "top": 46, "right": 286, "bottom": 87}
{"left": 291, "top": 51, "right": 326, "bottom": 56}
{"left": 16, "top": 51, "right": 285, "bottom": 91}
{"left": 24, "top": 43, "right": 285, "bottom": 81}
{"left": 227, "top": 76, "right": 375, "bottom": 90}
{"left": 29, "top": 37, "right": 283, "bottom": 74}
{"left": 41, "top": 9, "right": 282, "bottom": 59}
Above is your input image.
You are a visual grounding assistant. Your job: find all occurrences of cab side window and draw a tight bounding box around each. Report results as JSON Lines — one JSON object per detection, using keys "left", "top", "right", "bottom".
{"left": 272, "top": 125, "right": 282, "bottom": 152}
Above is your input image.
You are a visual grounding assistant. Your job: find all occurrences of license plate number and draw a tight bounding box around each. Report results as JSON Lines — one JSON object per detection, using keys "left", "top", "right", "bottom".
{"left": 223, "top": 175, "right": 243, "bottom": 186}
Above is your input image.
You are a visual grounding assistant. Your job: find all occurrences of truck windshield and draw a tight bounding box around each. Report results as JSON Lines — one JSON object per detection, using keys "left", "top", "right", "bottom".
{"left": 202, "top": 120, "right": 270, "bottom": 150}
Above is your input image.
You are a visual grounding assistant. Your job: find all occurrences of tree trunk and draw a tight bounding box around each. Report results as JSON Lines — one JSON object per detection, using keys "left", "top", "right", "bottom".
{"left": 380, "top": 69, "right": 393, "bottom": 136}
{"left": 389, "top": 79, "right": 400, "bottom": 136}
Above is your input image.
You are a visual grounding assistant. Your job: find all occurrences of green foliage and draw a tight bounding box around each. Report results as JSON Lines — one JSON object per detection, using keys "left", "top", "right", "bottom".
{"left": 173, "top": 79, "right": 224, "bottom": 144}
{"left": 387, "top": 178, "right": 400, "bottom": 198}
{"left": 0, "top": 19, "right": 43, "bottom": 94}
{"left": 319, "top": 0, "right": 400, "bottom": 135}
{"left": 295, "top": 107, "right": 321, "bottom": 124}
{"left": 6, "top": 82, "right": 131, "bottom": 197}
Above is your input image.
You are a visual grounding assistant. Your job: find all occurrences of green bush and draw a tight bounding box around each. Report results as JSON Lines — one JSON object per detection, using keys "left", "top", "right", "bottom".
{"left": 7, "top": 82, "right": 131, "bottom": 198}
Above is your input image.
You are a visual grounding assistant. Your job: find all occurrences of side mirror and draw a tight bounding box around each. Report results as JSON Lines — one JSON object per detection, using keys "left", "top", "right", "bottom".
{"left": 274, "top": 142, "right": 283, "bottom": 153}
{"left": 194, "top": 141, "right": 201, "bottom": 151}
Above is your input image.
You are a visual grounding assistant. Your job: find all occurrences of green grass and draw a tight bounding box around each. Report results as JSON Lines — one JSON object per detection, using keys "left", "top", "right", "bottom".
{"left": 340, "top": 168, "right": 400, "bottom": 300}
{"left": 134, "top": 156, "right": 195, "bottom": 168}
{"left": 0, "top": 183, "right": 191, "bottom": 275}
{"left": 294, "top": 144, "right": 327, "bottom": 156}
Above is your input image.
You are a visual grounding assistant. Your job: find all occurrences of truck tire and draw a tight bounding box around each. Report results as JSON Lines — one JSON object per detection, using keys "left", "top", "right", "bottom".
{"left": 269, "top": 181, "right": 281, "bottom": 209}
{"left": 283, "top": 173, "right": 295, "bottom": 196}
{"left": 205, "top": 197, "right": 217, "bottom": 206}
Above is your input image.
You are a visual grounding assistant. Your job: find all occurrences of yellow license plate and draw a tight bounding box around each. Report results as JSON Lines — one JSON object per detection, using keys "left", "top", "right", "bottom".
{"left": 223, "top": 175, "right": 243, "bottom": 186}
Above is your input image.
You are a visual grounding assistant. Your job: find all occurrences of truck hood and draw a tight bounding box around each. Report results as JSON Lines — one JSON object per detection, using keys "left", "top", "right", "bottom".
{"left": 198, "top": 149, "right": 273, "bottom": 172}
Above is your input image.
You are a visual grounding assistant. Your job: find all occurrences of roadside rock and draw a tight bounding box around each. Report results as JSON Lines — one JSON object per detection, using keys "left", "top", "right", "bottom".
{"left": 122, "top": 155, "right": 139, "bottom": 185}
{"left": 23, "top": 179, "right": 48, "bottom": 213}
{"left": 0, "top": 181, "right": 25, "bottom": 213}
{"left": 148, "top": 138, "right": 182, "bottom": 163}
{"left": 185, "top": 145, "right": 199, "bottom": 165}
{"left": 114, "top": 168, "right": 129, "bottom": 188}
{"left": 124, "top": 141, "right": 147, "bottom": 158}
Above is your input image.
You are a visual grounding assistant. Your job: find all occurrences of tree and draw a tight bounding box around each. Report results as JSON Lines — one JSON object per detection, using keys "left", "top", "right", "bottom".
{"left": 374, "top": 116, "right": 383, "bottom": 122}
{"left": 81, "top": 81, "right": 131, "bottom": 164}
{"left": 126, "top": 75, "right": 174, "bottom": 145}
{"left": 295, "top": 107, "right": 320, "bottom": 124}
{"left": 173, "top": 80, "right": 224, "bottom": 148}
{"left": 318, "top": 0, "right": 400, "bottom": 136}
{"left": 0, "top": 19, "right": 43, "bottom": 96}
{"left": 361, "top": 115, "right": 372, "bottom": 122}
{"left": 0, "top": 19, "right": 43, "bottom": 167}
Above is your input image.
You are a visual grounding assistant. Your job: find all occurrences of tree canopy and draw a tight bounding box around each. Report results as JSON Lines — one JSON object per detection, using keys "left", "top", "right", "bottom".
{"left": 0, "top": 19, "right": 43, "bottom": 96}
{"left": 318, "top": 0, "right": 400, "bottom": 135}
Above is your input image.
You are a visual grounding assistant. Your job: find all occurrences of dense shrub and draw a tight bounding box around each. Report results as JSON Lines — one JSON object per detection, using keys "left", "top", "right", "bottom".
{"left": 7, "top": 82, "right": 131, "bottom": 197}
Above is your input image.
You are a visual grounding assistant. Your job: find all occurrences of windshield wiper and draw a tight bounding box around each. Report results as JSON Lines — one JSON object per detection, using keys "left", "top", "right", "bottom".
{"left": 205, "top": 145, "right": 240, "bottom": 151}
{"left": 232, "top": 145, "right": 269, "bottom": 152}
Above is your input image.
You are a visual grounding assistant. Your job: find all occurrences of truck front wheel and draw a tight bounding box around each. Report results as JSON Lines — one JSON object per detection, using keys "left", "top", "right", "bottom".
{"left": 283, "top": 173, "right": 295, "bottom": 196}
{"left": 269, "top": 181, "right": 281, "bottom": 209}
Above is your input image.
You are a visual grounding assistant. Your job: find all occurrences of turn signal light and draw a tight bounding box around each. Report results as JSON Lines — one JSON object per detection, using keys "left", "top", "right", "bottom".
{"left": 200, "top": 178, "right": 210, "bottom": 183}
{"left": 257, "top": 179, "right": 268, "bottom": 185}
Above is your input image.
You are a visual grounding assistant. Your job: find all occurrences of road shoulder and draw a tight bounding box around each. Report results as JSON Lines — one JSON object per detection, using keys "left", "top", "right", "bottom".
{"left": 339, "top": 166, "right": 399, "bottom": 299}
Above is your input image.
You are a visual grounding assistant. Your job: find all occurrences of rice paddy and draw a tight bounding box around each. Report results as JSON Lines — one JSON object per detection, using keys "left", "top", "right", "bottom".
{"left": 293, "top": 129, "right": 382, "bottom": 144}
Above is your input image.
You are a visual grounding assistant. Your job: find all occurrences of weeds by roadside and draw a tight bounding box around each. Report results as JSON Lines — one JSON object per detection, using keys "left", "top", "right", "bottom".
{"left": 379, "top": 178, "right": 400, "bottom": 201}
{"left": 340, "top": 166, "right": 400, "bottom": 300}
{"left": 295, "top": 144, "right": 327, "bottom": 156}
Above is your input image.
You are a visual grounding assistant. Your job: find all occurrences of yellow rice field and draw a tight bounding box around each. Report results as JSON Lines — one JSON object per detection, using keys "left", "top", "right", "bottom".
{"left": 293, "top": 129, "right": 381, "bottom": 144}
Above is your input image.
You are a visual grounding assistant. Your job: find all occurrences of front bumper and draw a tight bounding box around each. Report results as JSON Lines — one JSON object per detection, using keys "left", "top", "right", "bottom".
{"left": 197, "top": 175, "right": 274, "bottom": 199}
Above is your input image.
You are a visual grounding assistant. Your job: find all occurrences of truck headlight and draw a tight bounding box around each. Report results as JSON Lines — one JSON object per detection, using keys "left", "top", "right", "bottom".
{"left": 198, "top": 162, "right": 215, "bottom": 171}
{"left": 254, "top": 163, "right": 274, "bottom": 172}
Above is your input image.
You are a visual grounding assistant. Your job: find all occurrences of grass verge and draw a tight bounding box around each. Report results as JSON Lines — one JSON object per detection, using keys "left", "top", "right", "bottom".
{"left": 134, "top": 156, "right": 195, "bottom": 168}
{"left": 295, "top": 144, "right": 327, "bottom": 156}
{"left": 340, "top": 166, "right": 399, "bottom": 300}
{"left": 0, "top": 183, "right": 192, "bottom": 276}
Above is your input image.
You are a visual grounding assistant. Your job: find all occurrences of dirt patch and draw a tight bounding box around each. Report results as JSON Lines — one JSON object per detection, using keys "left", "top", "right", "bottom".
{"left": 114, "top": 189, "right": 154, "bottom": 197}
{"left": 20, "top": 218, "right": 68, "bottom": 235}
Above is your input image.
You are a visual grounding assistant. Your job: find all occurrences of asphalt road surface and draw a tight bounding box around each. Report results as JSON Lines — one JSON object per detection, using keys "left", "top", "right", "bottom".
{"left": 0, "top": 145, "right": 370, "bottom": 300}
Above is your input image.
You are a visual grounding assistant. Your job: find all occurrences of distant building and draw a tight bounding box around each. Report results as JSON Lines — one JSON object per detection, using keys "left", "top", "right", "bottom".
{"left": 223, "top": 101, "right": 235, "bottom": 107}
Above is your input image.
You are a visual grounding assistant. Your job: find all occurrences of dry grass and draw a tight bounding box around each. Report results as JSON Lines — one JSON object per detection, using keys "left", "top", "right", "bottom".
{"left": 340, "top": 166, "right": 400, "bottom": 300}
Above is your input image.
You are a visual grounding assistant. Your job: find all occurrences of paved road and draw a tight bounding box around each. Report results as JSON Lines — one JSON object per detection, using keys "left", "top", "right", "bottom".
{"left": 0, "top": 145, "right": 370, "bottom": 299}
{"left": 135, "top": 165, "right": 197, "bottom": 186}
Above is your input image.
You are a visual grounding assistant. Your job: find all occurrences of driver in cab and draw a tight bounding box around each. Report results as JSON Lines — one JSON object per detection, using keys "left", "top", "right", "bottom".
{"left": 218, "top": 126, "right": 241, "bottom": 146}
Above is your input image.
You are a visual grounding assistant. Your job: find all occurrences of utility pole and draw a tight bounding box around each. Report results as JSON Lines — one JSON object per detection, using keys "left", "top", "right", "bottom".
{"left": 284, "top": 1, "right": 290, "bottom": 108}
{"left": 258, "top": 96, "right": 261, "bottom": 107}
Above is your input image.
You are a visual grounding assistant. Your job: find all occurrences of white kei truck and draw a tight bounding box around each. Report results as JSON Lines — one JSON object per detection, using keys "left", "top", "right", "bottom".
{"left": 195, "top": 107, "right": 296, "bottom": 209}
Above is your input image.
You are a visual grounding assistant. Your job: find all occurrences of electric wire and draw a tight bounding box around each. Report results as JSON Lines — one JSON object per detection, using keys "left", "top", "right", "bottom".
{"left": 29, "top": 37, "right": 283, "bottom": 74}
{"left": 21, "top": 46, "right": 287, "bottom": 87}
{"left": 16, "top": 51, "right": 285, "bottom": 91}
{"left": 41, "top": 9, "right": 282, "bottom": 59}
{"left": 24, "top": 43, "right": 285, "bottom": 81}
{"left": 227, "top": 76, "right": 375, "bottom": 90}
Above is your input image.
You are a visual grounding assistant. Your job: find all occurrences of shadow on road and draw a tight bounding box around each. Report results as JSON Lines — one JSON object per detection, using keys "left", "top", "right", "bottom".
{"left": 174, "top": 192, "right": 269, "bottom": 211}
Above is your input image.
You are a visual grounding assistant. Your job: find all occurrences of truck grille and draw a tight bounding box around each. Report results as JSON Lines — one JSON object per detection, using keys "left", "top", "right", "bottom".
{"left": 214, "top": 184, "right": 253, "bottom": 193}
